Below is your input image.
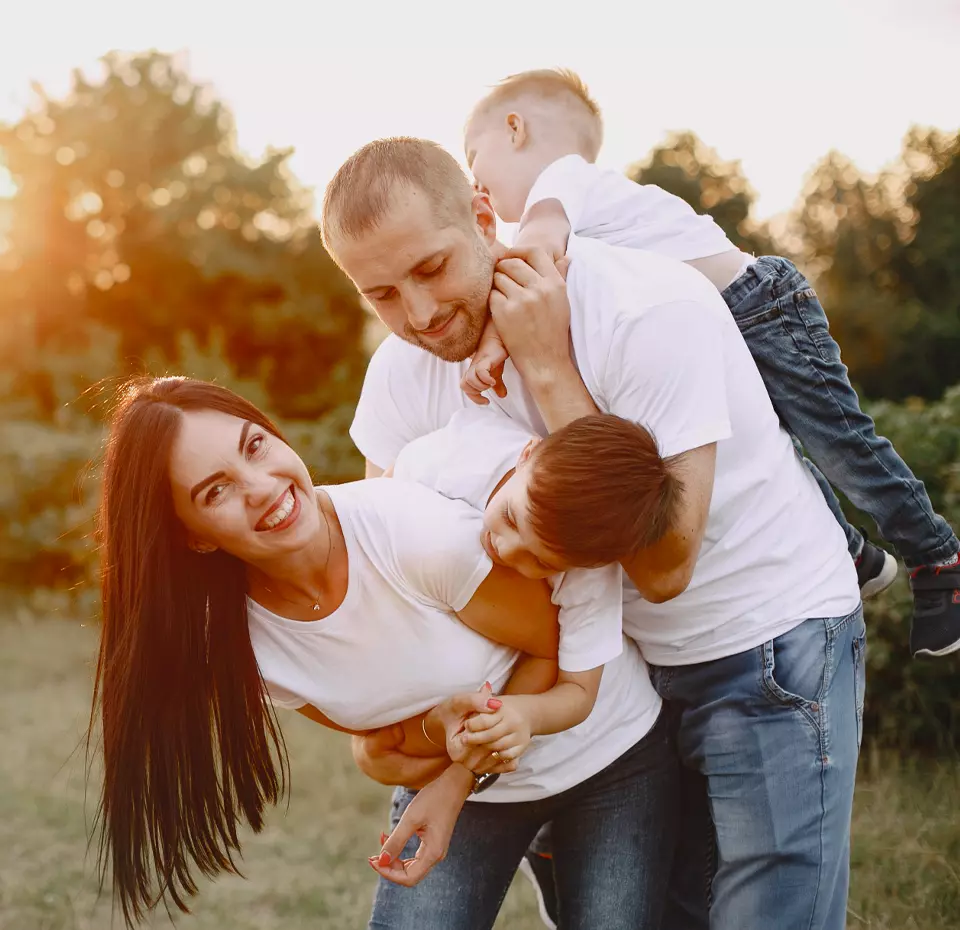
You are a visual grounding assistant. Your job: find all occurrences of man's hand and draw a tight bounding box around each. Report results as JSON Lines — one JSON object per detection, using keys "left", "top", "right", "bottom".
{"left": 352, "top": 725, "right": 448, "bottom": 790}
{"left": 490, "top": 247, "right": 573, "bottom": 386}
{"left": 368, "top": 763, "right": 475, "bottom": 887}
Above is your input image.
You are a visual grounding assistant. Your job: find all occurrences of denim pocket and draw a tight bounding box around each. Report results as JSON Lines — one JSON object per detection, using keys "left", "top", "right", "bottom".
{"left": 731, "top": 299, "right": 784, "bottom": 333}
{"left": 793, "top": 288, "right": 842, "bottom": 363}
{"left": 760, "top": 621, "right": 827, "bottom": 732}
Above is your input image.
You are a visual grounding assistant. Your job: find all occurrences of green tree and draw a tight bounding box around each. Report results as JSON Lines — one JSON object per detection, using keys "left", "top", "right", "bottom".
{"left": 0, "top": 51, "right": 368, "bottom": 594}
{"left": 0, "top": 50, "right": 366, "bottom": 422}
{"left": 627, "top": 130, "right": 774, "bottom": 256}
{"left": 793, "top": 129, "right": 960, "bottom": 402}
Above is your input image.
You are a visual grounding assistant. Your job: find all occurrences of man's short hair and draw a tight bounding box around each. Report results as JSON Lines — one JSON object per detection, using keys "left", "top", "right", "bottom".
{"left": 526, "top": 414, "right": 681, "bottom": 566}
{"left": 470, "top": 68, "right": 603, "bottom": 161}
{"left": 321, "top": 137, "right": 475, "bottom": 249}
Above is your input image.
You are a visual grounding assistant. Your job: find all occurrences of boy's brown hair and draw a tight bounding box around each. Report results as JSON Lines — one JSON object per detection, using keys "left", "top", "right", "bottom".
{"left": 469, "top": 68, "right": 604, "bottom": 161}
{"left": 526, "top": 414, "right": 681, "bottom": 566}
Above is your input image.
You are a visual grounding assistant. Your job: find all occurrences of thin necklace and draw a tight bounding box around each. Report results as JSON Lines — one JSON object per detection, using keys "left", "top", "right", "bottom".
{"left": 260, "top": 501, "right": 334, "bottom": 612}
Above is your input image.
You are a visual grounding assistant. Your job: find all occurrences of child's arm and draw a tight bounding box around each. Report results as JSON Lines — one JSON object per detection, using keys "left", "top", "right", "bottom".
{"left": 454, "top": 666, "right": 604, "bottom": 773}
{"left": 461, "top": 318, "right": 510, "bottom": 405}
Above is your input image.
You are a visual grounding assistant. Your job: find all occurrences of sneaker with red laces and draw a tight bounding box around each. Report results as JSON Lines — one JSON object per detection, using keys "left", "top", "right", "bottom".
{"left": 909, "top": 555, "right": 960, "bottom": 658}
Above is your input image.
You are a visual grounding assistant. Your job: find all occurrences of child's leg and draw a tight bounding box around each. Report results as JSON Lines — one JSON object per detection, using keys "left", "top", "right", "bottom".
{"left": 722, "top": 257, "right": 959, "bottom": 571}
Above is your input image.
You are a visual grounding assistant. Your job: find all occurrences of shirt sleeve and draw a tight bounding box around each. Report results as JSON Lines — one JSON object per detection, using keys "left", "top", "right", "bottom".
{"left": 349, "top": 337, "right": 428, "bottom": 470}
{"left": 263, "top": 680, "right": 306, "bottom": 711}
{"left": 394, "top": 407, "right": 533, "bottom": 511}
{"left": 390, "top": 482, "right": 494, "bottom": 612}
{"left": 551, "top": 564, "right": 625, "bottom": 672}
{"left": 604, "top": 300, "right": 732, "bottom": 459}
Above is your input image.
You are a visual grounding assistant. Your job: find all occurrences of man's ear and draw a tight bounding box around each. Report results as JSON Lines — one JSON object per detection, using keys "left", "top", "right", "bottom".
{"left": 517, "top": 437, "right": 541, "bottom": 468}
{"left": 507, "top": 112, "right": 528, "bottom": 149}
{"left": 472, "top": 191, "right": 498, "bottom": 245}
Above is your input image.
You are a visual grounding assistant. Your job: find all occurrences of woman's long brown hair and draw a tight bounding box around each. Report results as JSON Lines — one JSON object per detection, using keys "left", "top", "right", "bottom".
{"left": 90, "top": 377, "right": 291, "bottom": 925}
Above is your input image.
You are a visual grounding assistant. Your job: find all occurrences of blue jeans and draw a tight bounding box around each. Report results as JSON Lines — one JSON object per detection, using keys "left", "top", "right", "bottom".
{"left": 723, "top": 256, "right": 959, "bottom": 568}
{"left": 652, "top": 607, "right": 867, "bottom": 930}
{"left": 368, "top": 708, "right": 679, "bottom": 930}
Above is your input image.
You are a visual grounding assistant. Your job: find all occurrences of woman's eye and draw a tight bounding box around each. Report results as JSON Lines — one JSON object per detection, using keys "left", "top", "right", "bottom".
{"left": 422, "top": 260, "right": 445, "bottom": 277}
{"left": 247, "top": 434, "right": 264, "bottom": 457}
{"left": 205, "top": 483, "right": 227, "bottom": 505}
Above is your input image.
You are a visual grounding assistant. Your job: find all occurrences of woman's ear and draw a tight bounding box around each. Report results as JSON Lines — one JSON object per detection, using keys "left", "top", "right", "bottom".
{"left": 188, "top": 538, "right": 218, "bottom": 554}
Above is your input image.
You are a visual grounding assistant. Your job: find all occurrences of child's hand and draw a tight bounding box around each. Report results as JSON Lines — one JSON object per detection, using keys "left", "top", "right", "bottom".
{"left": 452, "top": 696, "right": 533, "bottom": 774}
{"left": 461, "top": 321, "right": 509, "bottom": 405}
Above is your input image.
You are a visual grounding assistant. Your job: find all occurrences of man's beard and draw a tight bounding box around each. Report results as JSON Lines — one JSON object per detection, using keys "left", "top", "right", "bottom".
{"left": 403, "top": 298, "right": 488, "bottom": 362}
{"left": 401, "top": 245, "right": 494, "bottom": 363}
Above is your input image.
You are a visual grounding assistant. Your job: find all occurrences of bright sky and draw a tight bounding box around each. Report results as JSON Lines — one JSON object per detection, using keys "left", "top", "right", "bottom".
{"left": 1, "top": 0, "right": 958, "bottom": 219}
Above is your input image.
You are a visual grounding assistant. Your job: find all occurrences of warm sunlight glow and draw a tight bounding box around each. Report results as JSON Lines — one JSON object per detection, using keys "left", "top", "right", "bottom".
{"left": 1, "top": 0, "right": 957, "bottom": 222}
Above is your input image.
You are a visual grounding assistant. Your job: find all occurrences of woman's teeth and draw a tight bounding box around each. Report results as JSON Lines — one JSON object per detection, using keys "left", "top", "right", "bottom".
{"left": 261, "top": 488, "right": 295, "bottom": 529}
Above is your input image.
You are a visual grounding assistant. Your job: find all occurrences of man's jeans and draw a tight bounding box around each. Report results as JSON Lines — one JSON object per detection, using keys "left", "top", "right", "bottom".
{"left": 652, "top": 607, "right": 867, "bottom": 930}
{"left": 723, "top": 256, "right": 959, "bottom": 568}
{"left": 367, "top": 708, "right": 679, "bottom": 930}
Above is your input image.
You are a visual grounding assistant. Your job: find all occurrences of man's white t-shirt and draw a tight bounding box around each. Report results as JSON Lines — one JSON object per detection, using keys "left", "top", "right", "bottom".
{"left": 524, "top": 153, "right": 737, "bottom": 262}
{"left": 248, "top": 478, "right": 659, "bottom": 803}
{"left": 393, "top": 405, "right": 625, "bottom": 673}
{"left": 350, "top": 238, "right": 860, "bottom": 666}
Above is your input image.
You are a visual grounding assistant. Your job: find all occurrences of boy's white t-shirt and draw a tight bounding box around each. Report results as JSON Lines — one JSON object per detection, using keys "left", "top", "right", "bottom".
{"left": 524, "top": 153, "right": 738, "bottom": 262}
{"left": 248, "top": 477, "right": 659, "bottom": 803}
{"left": 350, "top": 238, "right": 860, "bottom": 666}
{"left": 392, "top": 405, "right": 625, "bottom": 672}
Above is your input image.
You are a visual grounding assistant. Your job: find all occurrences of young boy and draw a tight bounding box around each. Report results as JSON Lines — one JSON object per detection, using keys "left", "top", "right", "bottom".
{"left": 461, "top": 68, "right": 960, "bottom": 660}
{"left": 388, "top": 405, "right": 680, "bottom": 778}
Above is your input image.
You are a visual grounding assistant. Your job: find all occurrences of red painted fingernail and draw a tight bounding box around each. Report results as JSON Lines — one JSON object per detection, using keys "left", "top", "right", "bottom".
{"left": 487, "top": 698, "right": 502, "bottom": 710}
{"left": 484, "top": 681, "right": 492, "bottom": 691}
{"left": 379, "top": 832, "right": 388, "bottom": 846}
{"left": 378, "top": 852, "right": 392, "bottom": 867}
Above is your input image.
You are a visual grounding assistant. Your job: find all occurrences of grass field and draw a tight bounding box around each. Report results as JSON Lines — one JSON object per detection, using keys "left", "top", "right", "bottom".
{"left": 2, "top": 616, "right": 958, "bottom": 930}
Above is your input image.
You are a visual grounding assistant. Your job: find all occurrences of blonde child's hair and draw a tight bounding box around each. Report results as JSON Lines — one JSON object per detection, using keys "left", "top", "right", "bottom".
{"left": 469, "top": 68, "right": 603, "bottom": 161}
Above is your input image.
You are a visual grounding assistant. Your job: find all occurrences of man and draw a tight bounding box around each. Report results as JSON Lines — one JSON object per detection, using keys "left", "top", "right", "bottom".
{"left": 321, "top": 137, "right": 864, "bottom": 930}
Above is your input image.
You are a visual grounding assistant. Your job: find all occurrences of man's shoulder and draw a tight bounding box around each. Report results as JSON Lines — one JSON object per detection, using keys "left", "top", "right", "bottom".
{"left": 566, "top": 235, "right": 723, "bottom": 312}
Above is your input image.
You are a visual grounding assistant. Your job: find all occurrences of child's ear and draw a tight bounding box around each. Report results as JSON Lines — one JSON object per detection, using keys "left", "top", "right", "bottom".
{"left": 517, "top": 437, "right": 541, "bottom": 467}
{"left": 506, "top": 112, "right": 528, "bottom": 149}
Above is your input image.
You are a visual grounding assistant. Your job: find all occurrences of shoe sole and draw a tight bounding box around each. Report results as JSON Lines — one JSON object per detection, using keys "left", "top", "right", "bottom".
{"left": 914, "top": 637, "right": 960, "bottom": 658}
{"left": 518, "top": 856, "right": 557, "bottom": 930}
{"left": 861, "top": 551, "right": 899, "bottom": 600}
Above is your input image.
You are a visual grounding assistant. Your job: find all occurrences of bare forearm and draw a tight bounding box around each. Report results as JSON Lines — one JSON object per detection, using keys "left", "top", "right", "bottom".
{"left": 502, "top": 654, "right": 558, "bottom": 696}
{"left": 503, "top": 680, "right": 596, "bottom": 737}
{"left": 523, "top": 362, "right": 600, "bottom": 433}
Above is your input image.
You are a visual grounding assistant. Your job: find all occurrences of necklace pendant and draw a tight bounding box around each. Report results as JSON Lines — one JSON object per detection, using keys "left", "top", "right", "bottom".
{"left": 313, "top": 603, "right": 321, "bottom": 611}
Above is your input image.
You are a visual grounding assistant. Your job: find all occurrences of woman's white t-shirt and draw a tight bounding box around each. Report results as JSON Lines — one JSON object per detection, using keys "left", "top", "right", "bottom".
{"left": 248, "top": 478, "right": 659, "bottom": 803}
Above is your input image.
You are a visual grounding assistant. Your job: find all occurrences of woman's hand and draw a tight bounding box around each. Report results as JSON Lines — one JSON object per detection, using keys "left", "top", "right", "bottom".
{"left": 369, "top": 763, "right": 475, "bottom": 887}
{"left": 453, "top": 695, "right": 533, "bottom": 773}
{"left": 430, "top": 683, "right": 500, "bottom": 756}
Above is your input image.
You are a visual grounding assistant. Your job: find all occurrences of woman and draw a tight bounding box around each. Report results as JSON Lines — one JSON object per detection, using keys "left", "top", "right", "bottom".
{"left": 91, "top": 376, "right": 676, "bottom": 930}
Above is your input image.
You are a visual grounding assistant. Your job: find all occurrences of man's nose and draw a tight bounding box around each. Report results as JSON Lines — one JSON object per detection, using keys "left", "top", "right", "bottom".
{"left": 404, "top": 287, "right": 441, "bottom": 331}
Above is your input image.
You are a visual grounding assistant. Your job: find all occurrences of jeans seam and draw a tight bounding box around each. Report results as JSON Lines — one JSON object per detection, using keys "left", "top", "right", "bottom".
{"left": 776, "top": 309, "right": 955, "bottom": 563}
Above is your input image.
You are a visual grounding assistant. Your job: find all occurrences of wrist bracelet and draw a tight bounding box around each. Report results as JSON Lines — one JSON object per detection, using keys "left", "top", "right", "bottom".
{"left": 421, "top": 716, "right": 440, "bottom": 747}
